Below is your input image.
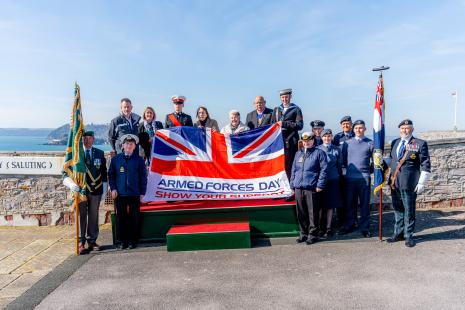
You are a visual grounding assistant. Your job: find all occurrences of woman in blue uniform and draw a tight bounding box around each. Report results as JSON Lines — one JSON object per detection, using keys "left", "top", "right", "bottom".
{"left": 290, "top": 132, "right": 328, "bottom": 245}
{"left": 317, "top": 129, "right": 343, "bottom": 237}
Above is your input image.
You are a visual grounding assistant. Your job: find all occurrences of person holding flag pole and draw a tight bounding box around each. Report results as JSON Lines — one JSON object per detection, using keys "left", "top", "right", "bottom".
{"left": 62, "top": 83, "right": 88, "bottom": 256}
{"left": 372, "top": 66, "right": 390, "bottom": 241}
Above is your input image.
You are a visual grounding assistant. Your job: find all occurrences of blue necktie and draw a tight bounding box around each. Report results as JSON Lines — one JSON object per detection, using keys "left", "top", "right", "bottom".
{"left": 397, "top": 140, "right": 406, "bottom": 158}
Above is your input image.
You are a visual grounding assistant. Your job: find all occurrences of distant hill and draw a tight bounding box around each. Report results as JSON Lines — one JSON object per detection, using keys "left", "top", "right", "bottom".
{"left": 47, "top": 123, "right": 110, "bottom": 145}
{"left": 0, "top": 128, "right": 53, "bottom": 136}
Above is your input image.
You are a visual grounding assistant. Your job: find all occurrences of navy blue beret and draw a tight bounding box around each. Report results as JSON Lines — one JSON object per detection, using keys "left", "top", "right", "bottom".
{"left": 310, "top": 120, "right": 325, "bottom": 128}
{"left": 340, "top": 115, "right": 352, "bottom": 123}
{"left": 398, "top": 119, "right": 413, "bottom": 127}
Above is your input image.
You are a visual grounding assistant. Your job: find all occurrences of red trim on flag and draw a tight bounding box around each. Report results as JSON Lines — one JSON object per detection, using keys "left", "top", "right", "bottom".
{"left": 155, "top": 131, "right": 196, "bottom": 155}
{"left": 234, "top": 124, "right": 279, "bottom": 158}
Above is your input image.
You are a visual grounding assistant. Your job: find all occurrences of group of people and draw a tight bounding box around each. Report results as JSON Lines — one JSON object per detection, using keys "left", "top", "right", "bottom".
{"left": 63, "top": 88, "right": 431, "bottom": 254}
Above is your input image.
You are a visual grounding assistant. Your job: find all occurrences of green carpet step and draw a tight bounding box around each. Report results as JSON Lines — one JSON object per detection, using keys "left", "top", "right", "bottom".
{"left": 166, "top": 222, "right": 251, "bottom": 252}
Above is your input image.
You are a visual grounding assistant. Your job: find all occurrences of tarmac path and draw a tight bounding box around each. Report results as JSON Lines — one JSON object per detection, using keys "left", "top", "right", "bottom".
{"left": 3, "top": 209, "right": 465, "bottom": 309}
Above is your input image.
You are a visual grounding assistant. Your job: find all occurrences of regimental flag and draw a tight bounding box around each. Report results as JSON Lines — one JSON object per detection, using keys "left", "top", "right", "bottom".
{"left": 373, "top": 75, "right": 388, "bottom": 194}
{"left": 62, "top": 83, "right": 86, "bottom": 202}
{"left": 144, "top": 123, "right": 292, "bottom": 201}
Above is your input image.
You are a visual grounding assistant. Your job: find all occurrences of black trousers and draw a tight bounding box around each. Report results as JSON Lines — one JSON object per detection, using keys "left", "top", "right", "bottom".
{"left": 284, "top": 147, "right": 297, "bottom": 180}
{"left": 295, "top": 189, "right": 320, "bottom": 238}
{"left": 78, "top": 194, "right": 101, "bottom": 244}
{"left": 114, "top": 196, "right": 140, "bottom": 245}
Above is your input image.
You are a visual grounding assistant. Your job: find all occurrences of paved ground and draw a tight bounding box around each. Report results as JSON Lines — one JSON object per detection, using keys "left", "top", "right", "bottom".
{"left": 0, "top": 224, "right": 112, "bottom": 309}
{"left": 2, "top": 208, "right": 465, "bottom": 309}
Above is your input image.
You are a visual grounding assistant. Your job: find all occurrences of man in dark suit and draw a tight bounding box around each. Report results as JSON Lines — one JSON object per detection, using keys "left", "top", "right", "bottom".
{"left": 245, "top": 96, "right": 273, "bottom": 130}
{"left": 165, "top": 95, "right": 193, "bottom": 128}
{"left": 63, "top": 130, "right": 108, "bottom": 254}
{"left": 387, "top": 119, "right": 431, "bottom": 247}
{"left": 271, "top": 88, "right": 304, "bottom": 181}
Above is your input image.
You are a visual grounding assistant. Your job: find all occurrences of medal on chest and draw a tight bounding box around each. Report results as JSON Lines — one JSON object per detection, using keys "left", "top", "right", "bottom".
{"left": 120, "top": 166, "right": 125, "bottom": 173}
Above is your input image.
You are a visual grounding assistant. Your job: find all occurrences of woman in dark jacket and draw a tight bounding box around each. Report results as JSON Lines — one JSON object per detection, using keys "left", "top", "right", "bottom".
{"left": 138, "top": 106, "right": 163, "bottom": 165}
{"left": 317, "top": 129, "right": 343, "bottom": 237}
{"left": 290, "top": 132, "right": 328, "bottom": 245}
{"left": 194, "top": 106, "right": 220, "bottom": 132}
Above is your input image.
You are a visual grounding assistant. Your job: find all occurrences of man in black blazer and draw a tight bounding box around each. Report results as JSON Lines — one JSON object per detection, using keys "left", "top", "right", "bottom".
{"left": 271, "top": 88, "right": 304, "bottom": 181}
{"left": 387, "top": 119, "right": 431, "bottom": 247}
{"left": 63, "top": 131, "right": 108, "bottom": 254}
{"left": 245, "top": 96, "right": 273, "bottom": 130}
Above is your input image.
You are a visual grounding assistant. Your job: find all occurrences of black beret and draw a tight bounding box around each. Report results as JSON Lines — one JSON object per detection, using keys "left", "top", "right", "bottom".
{"left": 310, "top": 120, "right": 325, "bottom": 128}
{"left": 340, "top": 115, "right": 352, "bottom": 123}
{"left": 398, "top": 119, "right": 413, "bottom": 127}
{"left": 353, "top": 119, "right": 365, "bottom": 126}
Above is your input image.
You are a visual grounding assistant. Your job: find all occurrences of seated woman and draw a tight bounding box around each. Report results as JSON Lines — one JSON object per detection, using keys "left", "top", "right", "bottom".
{"left": 138, "top": 106, "right": 163, "bottom": 165}
{"left": 220, "top": 110, "right": 249, "bottom": 135}
{"left": 194, "top": 106, "right": 220, "bottom": 132}
{"left": 317, "top": 129, "right": 343, "bottom": 237}
{"left": 290, "top": 132, "right": 328, "bottom": 245}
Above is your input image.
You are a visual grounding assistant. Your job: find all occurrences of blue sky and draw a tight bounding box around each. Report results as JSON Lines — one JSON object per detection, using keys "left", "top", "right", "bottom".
{"left": 1, "top": 0, "right": 464, "bottom": 136}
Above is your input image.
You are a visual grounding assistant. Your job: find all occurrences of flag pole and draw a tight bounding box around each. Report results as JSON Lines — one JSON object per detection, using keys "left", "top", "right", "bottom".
{"left": 372, "top": 66, "right": 389, "bottom": 241}
{"left": 378, "top": 70, "right": 384, "bottom": 242}
{"left": 74, "top": 196, "right": 79, "bottom": 255}
{"left": 454, "top": 91, "right": 458, "bottom": 131}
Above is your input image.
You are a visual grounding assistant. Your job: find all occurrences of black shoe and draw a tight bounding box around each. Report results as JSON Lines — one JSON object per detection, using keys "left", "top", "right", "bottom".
{"left": 306, "top": 237, "right": 318, "bottom": 245}
{"left": 128, "top": 243, "right": 137, "bottom": 249}
{"left": 296, "top": 236, "right": 308, "bottom": 244}
{"left": 326, "top": 229, "right": 334, "bottom": 238}
{"left": 117, "top": 243, "right": 128, "bottom": 250}
{"left": 405, "top": 238, "right": 415, "bottom": 248}
{"left": 318, "top": 230, "right": 327, "bottom": 237}
{"left": 386, "top": 235, "right": 405, "bottom": 243}
{"left": 361, "top": 231, "right": 371, "bottom": 238}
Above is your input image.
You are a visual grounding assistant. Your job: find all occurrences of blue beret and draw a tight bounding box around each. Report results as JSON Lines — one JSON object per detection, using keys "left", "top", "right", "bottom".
{"left": 310, "top": 120, "right": 325, "bottom": 128}
{"left": 340, "top": 115, "right": 352, "bottom": 123}
{"left": 398, "top": 119, "right": 413, "bottom": 127}
{"left": 279, "top": 88, "right": 292, "bottom": 96}
{"left": 353, "top": 119, "right": 365, "bottom": 126}
{"left": 321, "top": 129, "right": 332, "bottom": 137}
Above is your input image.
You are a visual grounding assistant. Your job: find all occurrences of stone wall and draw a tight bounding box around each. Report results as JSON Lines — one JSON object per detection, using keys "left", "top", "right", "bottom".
{"left": 0, "top": 152, "right": 112, "bottom": 226}
{"left": 1, "top": 137, "right": 465, "bottom": 226}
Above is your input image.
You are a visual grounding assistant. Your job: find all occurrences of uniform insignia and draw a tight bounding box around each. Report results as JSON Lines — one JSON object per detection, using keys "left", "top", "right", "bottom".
{"left": 410, "top": 153, "right": 416, "bottom": 160}
{"left": 298, "top": 156, "right": 304, "bottom": 163}
{"left": 120, "top": 166, "right": 125, "bottom": 173}
{"left": 94, "top": 158, "right": 101, "bottom": 169}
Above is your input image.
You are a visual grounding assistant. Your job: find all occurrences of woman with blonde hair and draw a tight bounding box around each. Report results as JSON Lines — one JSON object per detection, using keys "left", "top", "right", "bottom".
{"left": 138, "top": 106, "right": 163, "bottom": 165}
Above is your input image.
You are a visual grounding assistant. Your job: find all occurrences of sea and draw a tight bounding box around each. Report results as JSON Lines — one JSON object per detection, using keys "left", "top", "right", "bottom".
{"left": 0, "top": 134, "right": 398, "bottom": 152}
{"left": 0, "top": 135, "right": 111, "bottom": 152}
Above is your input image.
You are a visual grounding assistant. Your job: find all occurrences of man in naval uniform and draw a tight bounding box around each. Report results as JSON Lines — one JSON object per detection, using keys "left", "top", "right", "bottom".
{"left": 63, "top": 131, "right": 108, "bottom": 254}
{"left": 333, "top": 115, "right": 355, "bottom": 146}
{"left": 271, "top": 88, "right": 304, "bottom": 181}
{"left": 245, "top": 96, "right": 273, "bottom": 130}
{"left": 387, "top": 119, "right": 431, "bottom": 247}
{"left": 164, "top": 95, "right": 193, "bottom": 128}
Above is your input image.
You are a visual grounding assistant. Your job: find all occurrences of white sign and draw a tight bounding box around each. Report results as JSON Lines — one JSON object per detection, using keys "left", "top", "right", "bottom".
{"left": 0, "top": 156, "right": 65, "bottom": 175}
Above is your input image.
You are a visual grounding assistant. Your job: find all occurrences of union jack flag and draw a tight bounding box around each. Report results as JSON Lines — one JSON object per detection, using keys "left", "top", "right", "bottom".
{"left": 373, "top": 75, "right": 388, "bottom": 194}
{"left": 144, "top": 123, "right": 291, "bottom": 201}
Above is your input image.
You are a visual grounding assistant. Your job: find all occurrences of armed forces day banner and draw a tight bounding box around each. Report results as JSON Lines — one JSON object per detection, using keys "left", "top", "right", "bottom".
{"left": 144, "top": 123, "right": 292, "bottom": 201}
